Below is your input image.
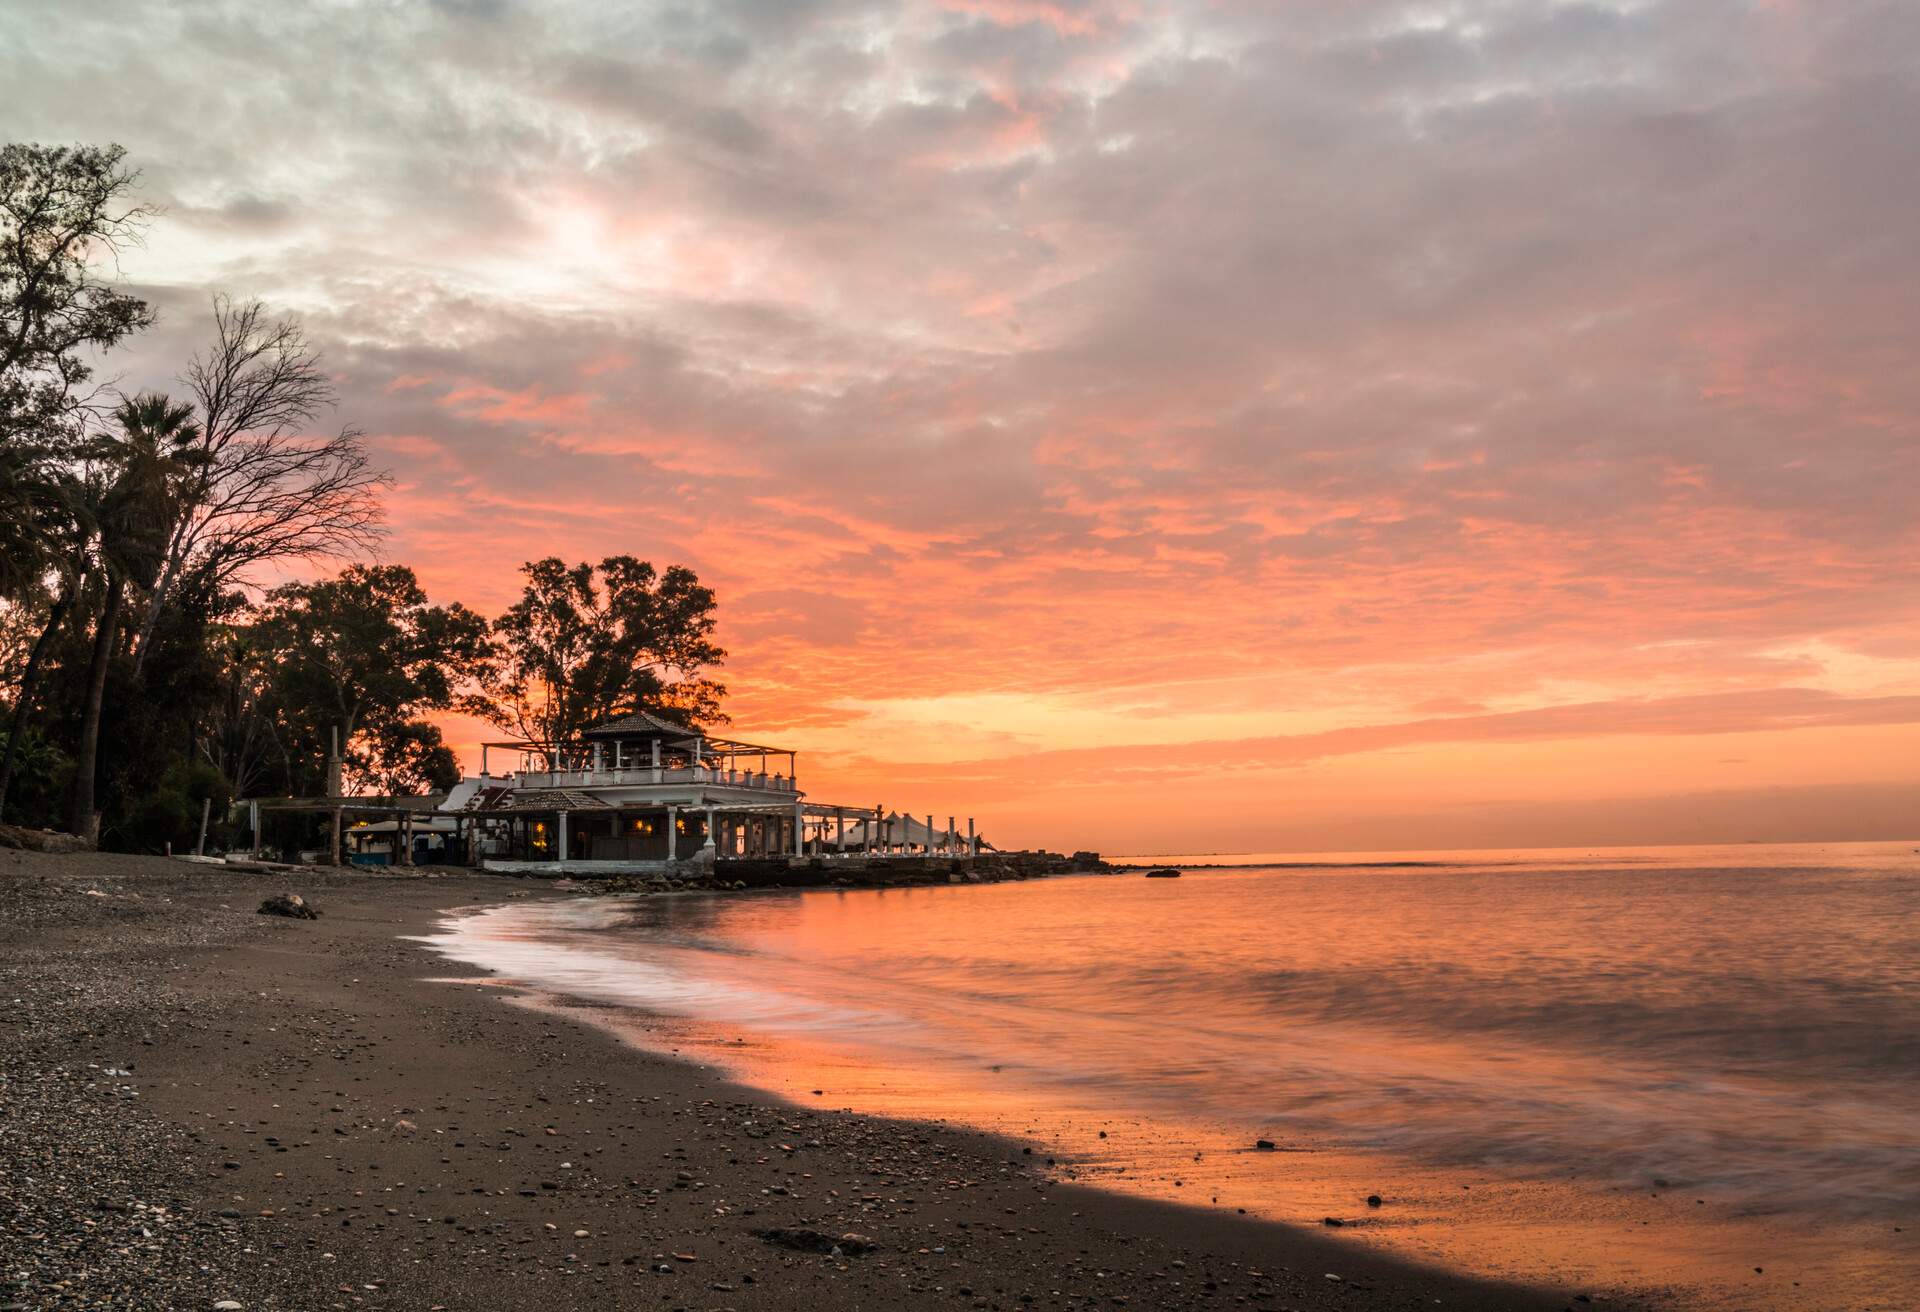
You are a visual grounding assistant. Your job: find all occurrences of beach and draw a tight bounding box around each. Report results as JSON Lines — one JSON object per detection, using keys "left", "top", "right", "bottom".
{"left": 0, "top": 849, "right": 1571, "bottom": 1312}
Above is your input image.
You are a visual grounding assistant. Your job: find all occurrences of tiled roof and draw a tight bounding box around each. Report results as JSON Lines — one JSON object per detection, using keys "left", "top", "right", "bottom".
{"left": 581, "top": 710, "right": 699, "bottom": 739}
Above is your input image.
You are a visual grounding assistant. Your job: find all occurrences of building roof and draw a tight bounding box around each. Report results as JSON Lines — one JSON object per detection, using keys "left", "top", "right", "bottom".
{"left": 506, "top": 788, "right": 610, "bottom": 811}
{"left": 581, "top": 710, "right": 700, "bottom": 740}
{"left": 455, "top": 786, "right": 611, "bottom": 814}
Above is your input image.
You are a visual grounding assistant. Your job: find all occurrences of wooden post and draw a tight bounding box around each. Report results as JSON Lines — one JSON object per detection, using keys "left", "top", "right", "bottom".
{"left": 328, "top": 724, "right": 343, "bottom": 867}
{"left": 195, "top": 796, "right": 212, "bottom": 856}
{"left": 250, "top": 799, "right": 261, "bottom": 854}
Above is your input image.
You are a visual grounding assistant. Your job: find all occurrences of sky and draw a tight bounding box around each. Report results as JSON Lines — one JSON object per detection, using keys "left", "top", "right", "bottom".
{"left": 4, "top": 0, "right": 1918, "bottom": 853}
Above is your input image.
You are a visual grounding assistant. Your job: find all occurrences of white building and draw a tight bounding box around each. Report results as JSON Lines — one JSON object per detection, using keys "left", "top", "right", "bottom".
{"left": 445, "top": 710, "right": 975, "bottom": 875}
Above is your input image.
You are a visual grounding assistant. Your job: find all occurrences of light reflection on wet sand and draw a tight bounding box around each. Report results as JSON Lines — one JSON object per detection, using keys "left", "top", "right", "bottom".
{"left": 425, "top": 841, "right": 1920, "bottom": 1311}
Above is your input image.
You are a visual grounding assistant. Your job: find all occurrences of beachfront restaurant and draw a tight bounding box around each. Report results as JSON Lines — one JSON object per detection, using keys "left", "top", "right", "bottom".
{"left": 447, "top": 710, "right": 978, "bottom": 876}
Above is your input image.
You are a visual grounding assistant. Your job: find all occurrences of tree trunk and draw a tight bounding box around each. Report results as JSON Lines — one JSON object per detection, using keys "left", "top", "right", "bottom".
{"left": 126, "top": 557, "right": 172, "bottom": 680}
{"left": 0, "top": 584, "right": 73, "bottom": 821}
{"left": 68, "top": 576, "right": 124, "bottom": 842}
{"left": 127, "top": 496, "right": 198, "bottom": 681}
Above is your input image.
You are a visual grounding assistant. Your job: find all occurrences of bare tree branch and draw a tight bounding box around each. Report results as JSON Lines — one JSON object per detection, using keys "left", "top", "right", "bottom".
{"left": 129, "top": 295, "right": 390, "bottom": 672}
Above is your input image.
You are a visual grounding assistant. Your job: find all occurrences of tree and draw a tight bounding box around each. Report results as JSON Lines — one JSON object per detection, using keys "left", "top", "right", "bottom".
{"left": 254, "top": 565, "right": 489, "bottom": 796}
{"left": 0, "top": 142, "right": 155, "bottom": 452}
{"left": 0, "top": 450, "right": 85, "bottom": 820}
{"left": 357, "top": 718, "right": 462, "bottom": 796}
{"left": 468, "top": 556, "right": 727, "bottom": 759}
{"left": 195, "top": 610, "right": 290, "bottom": 803}
{"left": 68, "top": 393, "right": 203, "bottom": 837}
{"left": 127, "top": 296, "right": 389, "bottom": 674}
{"left": 0, "top": 141, "right": 153, "bottom": 823}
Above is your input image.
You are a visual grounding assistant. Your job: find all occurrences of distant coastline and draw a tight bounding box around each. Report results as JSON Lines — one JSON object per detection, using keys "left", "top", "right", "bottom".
{"left": 1109, "top": 859, "right": 1451, "bottom": 870}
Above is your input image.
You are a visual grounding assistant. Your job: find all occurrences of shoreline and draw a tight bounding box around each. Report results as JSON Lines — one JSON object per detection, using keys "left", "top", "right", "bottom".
{"left": 3, "top": 849, "right": 1621, "bottom": 1310}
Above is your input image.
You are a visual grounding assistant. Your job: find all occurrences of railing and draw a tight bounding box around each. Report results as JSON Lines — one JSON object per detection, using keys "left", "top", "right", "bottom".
{"left": 513, "top": 765, "right": 798, "bottom": 794}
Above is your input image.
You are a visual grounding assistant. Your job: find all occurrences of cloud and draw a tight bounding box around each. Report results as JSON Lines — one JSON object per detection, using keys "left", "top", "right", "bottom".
{"left": 4, "top": 0, "right": 1917, "bottom": 848}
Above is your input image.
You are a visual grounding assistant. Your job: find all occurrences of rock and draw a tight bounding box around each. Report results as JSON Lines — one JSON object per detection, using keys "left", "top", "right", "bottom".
{"left": 755, "top": 1227, "right": 878, "bottom": 1256}
{"left": 1323, "top": 1216, "right": 1344, "bottom": 1227}
{"left": 1144, "top": 867, "right": 1181, "bottom": 878}
{"left": 214, "top": 1302, "right": 244, "bottom": 1310}
{"left": 1366, "top": 1194, "right": 1382, "bottom": 1207}
{"left": 1254, "top": 1139, "right": 1276, "bottom": 1151}
{"left": 258, "top": 893, "right": 320, "bottom": 919}
{"left": 0, "top": 821, "right": 91, "bottom": 853}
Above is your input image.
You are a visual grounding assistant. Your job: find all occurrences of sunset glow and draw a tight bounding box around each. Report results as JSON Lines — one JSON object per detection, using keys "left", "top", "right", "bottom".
{"left": 8, "top": 0, "right": 1916, "bottom": 850}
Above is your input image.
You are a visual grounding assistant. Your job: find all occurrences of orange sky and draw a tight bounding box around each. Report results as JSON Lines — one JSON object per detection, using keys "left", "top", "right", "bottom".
{"left": 6, "top": 0, "right": 1917, "bottom": 851}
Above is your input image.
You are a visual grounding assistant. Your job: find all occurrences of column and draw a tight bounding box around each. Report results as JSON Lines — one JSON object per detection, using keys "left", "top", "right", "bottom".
{"left": 947, "top": 815, "right": 955, "bottom": 856}
{"left": 651, "top": 739, "right": 662, "bottom": 782}
{"left": 925, "top": 814, "right": 933, "bottom": 857}
{"left": 704, "top": 807, "right": 717, "bottom": 851}
{"left": 835, "top": 807, "right": 845, "bottom": 856}
{"left": 666, "top": 804, "right": 677, "bottom": 862}
{"left": 969, "top": 817, "right": 977, "bottom": 857}
{"left": 793, "top": 802, "right": 804, "bottom": 856}
{"left": 557, "top": 810, "right": 569, "bottom": 865}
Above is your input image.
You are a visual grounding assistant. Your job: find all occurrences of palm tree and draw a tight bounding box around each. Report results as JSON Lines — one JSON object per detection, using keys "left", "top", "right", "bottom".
{"left": 66, "top": 394, "right": 203, "bottom": 840}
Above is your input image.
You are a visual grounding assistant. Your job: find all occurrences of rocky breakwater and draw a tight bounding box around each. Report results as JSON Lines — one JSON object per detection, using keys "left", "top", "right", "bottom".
{"left": 575, "top": 850, "right": 1115, "bottom": 897}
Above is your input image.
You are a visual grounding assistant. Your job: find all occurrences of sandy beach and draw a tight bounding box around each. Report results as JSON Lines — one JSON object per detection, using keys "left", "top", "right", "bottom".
{"left": 0, "top": 849, "right": 1600, "bottom": 1312}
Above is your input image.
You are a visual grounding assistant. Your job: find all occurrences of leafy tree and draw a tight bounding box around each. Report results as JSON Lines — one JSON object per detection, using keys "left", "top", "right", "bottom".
{"left": 467, "top": 556, "right": 727, "bottom": 760}
{"left": 0, "top": 141, "right": 153, "bottom": 824}
{"left": 255, "top": 564, "right": 489, "bottom": 796}
{"left": 195, "top": 609, "right": 292, "bottom": 801}
{"left": 0, "top": 723, "right": 69, "bottom": 825}
{"left": 116, "top": 760, "right": 230, "bottom": 855}
{"left": 0, "top": 141, "right": 155, "bottom": 452}
{"left": 357, "top": 718, "right": 461, "bottom": 796}
{"left": 0, "top": 455, "right": 84, "bottom": 820}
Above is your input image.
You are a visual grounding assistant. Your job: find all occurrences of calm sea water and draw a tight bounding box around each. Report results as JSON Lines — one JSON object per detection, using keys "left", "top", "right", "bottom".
{"left": 426, "top": 841, "right": 1920, "bottom": 1309}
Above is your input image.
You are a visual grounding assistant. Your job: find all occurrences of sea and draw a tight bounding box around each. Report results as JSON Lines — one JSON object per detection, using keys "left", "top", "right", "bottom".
{"left": 423, "top": 840, "right": 1920, "bottom": 1310}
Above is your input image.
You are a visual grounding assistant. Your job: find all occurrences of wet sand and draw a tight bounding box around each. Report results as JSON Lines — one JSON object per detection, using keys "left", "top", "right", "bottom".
{"left": 2, "top": 848, "right": 1622, "bottom": 1311}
